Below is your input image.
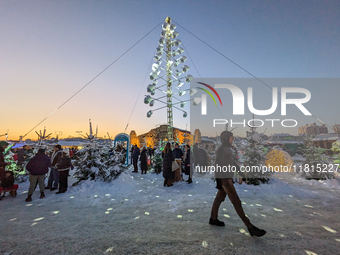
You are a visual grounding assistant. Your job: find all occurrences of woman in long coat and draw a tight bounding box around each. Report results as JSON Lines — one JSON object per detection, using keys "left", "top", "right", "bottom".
{"left": 184, "top": 145, "right": 193, "bottom": 184}
{"left": 162, "top": 143, "right": 174, "bottom": 187}
{"left": 140, "top": 147, "right": 148, "bottom": 174}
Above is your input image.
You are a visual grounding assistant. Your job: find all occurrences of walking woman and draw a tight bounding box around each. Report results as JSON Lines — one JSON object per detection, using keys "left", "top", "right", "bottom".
{"left": 162, "top": 142, "right": 175, "bottom": 187}
{"left": 184, "top": 144, "right": 192, "bottom": 184}
{"left": 56, "top": 148, "right": 74, "bottom": 194}
{"left": 210, "top": 131, "right": 266, "bottom": 237}
{"left": 140, "top": 147, "right": 148, "bottom": 174}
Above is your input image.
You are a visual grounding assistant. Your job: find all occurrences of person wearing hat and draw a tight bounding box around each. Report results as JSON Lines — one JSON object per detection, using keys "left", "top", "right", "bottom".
{"left": 55, "top": 148, "right": 74, "bottom": 194}
{"left": 25, "top": 148, "right": 51, "bottom": 202}
{"left": 209, "top": 131, "right": 266, "bottom": 237}
{"left": 46, "top": 144, "right": 63, "bottom": 191}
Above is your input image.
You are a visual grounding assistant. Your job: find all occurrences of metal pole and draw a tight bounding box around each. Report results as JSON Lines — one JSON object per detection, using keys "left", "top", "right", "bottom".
{"left": 165, "top": 17, "right": 173, "bottom": 141}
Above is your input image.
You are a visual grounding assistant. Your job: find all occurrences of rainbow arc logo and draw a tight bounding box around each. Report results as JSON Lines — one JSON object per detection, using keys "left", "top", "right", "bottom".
{"left": 196, "top": 82, "right": 223, "bottom": 106}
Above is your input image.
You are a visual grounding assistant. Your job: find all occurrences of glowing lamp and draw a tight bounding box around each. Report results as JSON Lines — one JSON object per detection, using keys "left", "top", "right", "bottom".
{"left": 181, "top": 65, "right": 190, "bottom": 73}
{"left": 147, "top": 110, "right": 153, "bottom": 118}
{"left": 172, "top": 31, "right": 179, "bottom": 39}
{"left": 147, "top": 84, "right": 156, "bottom": 93}
{"left": 189, "top": 88, "right": 197, "bottom": 96}
{"left": 193, "top": 97, "right": 201, "bottom": 106}
{"left": 144, "top": 95, "right": 152, "bottom": 104}
{"left": 159, "top": 38, "right": 165, "bottom": 45}
{"left": 185, "top": 75, "right": 193, "bottom": 83}
{"left": 179, "top": 90, "right": 186, "bottom": 96}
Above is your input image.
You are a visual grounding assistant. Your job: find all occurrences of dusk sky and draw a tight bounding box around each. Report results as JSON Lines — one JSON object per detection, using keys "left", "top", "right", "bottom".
{"left": 1, "top": 1, "right": 339, "bottom": 140}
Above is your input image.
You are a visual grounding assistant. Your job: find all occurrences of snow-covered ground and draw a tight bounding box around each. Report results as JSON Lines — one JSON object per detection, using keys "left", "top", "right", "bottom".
{"left": 1, "top": 168, "right": 340, "bottom": 255}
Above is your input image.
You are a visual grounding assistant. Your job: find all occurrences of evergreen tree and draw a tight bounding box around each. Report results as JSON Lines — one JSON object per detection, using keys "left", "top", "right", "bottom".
{"left": 72, "top": 144, "right": 126, "bottom": 184}
{"left": 331, "top": 139, "right": 340, "bottom": 164}
{"left": 241, "top": 131, "right": 272, "bottom": 185}
{"left": 4, "top": 150, "right": 27, "bottom": 182}
{"left": 300, "top": 135, "right": 334, "bottom": 180}
{"left": 152, "top": 148, "right": 163, "bottom": 174}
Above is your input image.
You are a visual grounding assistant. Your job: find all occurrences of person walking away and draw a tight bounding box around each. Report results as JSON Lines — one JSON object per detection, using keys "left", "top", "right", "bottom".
{"left": 17, "top": 145, "right": 28, "bottom": 167}
{"left": 184, "top": 144, "right": 193, "bottom": 184}
{"left": 25, "top": 149, "right": 51, "bottom": 202}
{"left": 162, "top": 143, "right": 175, "bottom": 187}
{"left": 140, "top": 147, "right": 148, "bottom": 174}
{"left": 172, "top": 143, "right": 183, "bottom": 182}
{"left": 46, "top": 144, "right": 63, "bottom": 191}
{"left": 209, "top": 131, "right": 266, "bottom": 237}
{"left": 132, "top": 145, "right": 140, "bottom": 173}
{"left": 130, "top": 145, "right": 135, "bottom": 165}
{"left": 56, "top": 148, "right": 74, "bottom": 194}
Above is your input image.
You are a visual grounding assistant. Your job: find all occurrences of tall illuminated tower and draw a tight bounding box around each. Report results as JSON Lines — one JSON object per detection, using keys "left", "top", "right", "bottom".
{"left": 144, "top": 17, "right": 193, "bottom": 141}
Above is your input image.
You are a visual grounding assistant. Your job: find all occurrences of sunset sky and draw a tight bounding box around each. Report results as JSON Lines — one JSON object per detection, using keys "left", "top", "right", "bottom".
{"left": 1, "top": 1, "right": 339, "bottom": 140}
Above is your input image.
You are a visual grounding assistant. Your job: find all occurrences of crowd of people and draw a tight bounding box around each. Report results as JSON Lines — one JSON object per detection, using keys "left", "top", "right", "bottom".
{"left": 130, "top": 143, "right": 192, "bottom": 187}
{"left": 1, "top": 131, "right": 266, "bottom": 237}
{"left": 0, "top": 143, "right": 75, "bottom": 201}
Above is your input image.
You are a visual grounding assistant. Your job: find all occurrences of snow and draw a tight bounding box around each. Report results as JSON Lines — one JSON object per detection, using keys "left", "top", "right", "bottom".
{"left": 1, "top": 168, "right": 340, "bottom": 254}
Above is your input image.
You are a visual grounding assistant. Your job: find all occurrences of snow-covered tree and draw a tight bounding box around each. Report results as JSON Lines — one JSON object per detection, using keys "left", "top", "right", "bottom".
{"left": 4, "top": 150, "right": 27, "bottom": 182}
{"left": 241, "top": 131, "right": 272, "bottom": 185}
{"left": 300, "top": 136, "right": 334, "bottom": 180}
{"left": 72, "top": 144, "right": 126, "bottom": 184}
{"left": 151, "top": 147, "right": 163, "bottom": 174}
{"left": 331, "top": 139, "right": 340, "bottom": 164}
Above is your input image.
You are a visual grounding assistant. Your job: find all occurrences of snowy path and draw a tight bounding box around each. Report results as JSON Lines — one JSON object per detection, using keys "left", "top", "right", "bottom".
{"left": 1, "top": 169, "right": 340, "bottom": 255}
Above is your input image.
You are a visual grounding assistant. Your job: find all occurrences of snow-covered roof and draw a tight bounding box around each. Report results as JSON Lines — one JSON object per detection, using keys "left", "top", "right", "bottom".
{"left": 200, "top": 137, "right": 216, "bottom": 144}
{"left": 312, "top": 133, "right": 340, "bottom": 141}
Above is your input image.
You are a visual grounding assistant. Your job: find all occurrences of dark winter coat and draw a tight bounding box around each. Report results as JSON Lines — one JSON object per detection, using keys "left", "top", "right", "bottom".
{"left": 51, "top": 150, "right": 63, "bottom": 167}
{"left": 26, "top": 152, "right": 52, "bottom": 175}
{"left": 162, "top": 149, "right": 175, "bottom": 180}
{"left": 0, "top": 147, "right": 8, "bottom": 179}
{"left": 17, "top": 148, "right": 26, "bottom": 164}
{"left": 172, "top": 148, "right": 183, "bottom": 159}
{"left": 140, "top": 149, "right": 148, "bottom": 171}
{"left": 148, "top": 148, "right": 154, "bottom": 157}
{"left": 184, "top": 149, "right": 192, "bottom": 176}
{"left": 1, "top": 171, "right": 14, "bottom": 189}
{"left": 57, "top": 156, "right": 74, "bottom": 171}
{"left": 193, "top": 145, "right": 208, "bottom": 168}
{"left": 215, "top": 144, "right": 235, "bottom": 179}
{"left": 132, "top": 147, "right": 140, "bottom": 159}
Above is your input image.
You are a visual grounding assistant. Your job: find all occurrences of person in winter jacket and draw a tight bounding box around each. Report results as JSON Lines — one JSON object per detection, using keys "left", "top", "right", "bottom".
{"left": 46, "top": 144, "right": 63, "bottom": 191}
{"left": 184, "top": 144, "right": 193, "bottom": 184}
{"left": 17, "top": 145, "right": 28, "bottom": 165}
{"left": 56, "top": 148, "right": 74, "bottom": 194}
{"left": 140, "top": 147, "right": 148, "bottom": 174}
{"left": 162, "top": 143, "right": 175, "bottom": 187}
{"left": 132, "top": 145, "right": 140, "bottom": 173}
{"left": 25, "top": 148, "right": 52, "bottom": 202}
{"left": 130, "top": 145, "right": 135, "bottom": 165}
{"left": 0, "top": 171, "right": 19, "bottom": 200}
{"left": 209, "top": 131, "right": 266, "bottom": 237}
{"left": 172, "top": 143, "right": 183, "bottom": 182}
